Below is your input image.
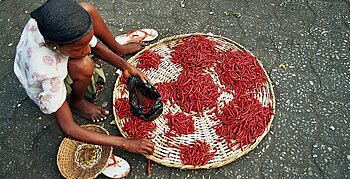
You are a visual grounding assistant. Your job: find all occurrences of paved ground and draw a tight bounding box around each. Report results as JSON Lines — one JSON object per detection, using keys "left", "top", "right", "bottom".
{"left": 0, "top": 0, "right": 349, "bottom": 178}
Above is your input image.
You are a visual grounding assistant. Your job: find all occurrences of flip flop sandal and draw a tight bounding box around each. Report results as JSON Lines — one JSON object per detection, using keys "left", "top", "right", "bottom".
{"left": 115, "top": 29, "right": 158, "bottom": 45}
{"left": 102, "top": 155, "right": 130, "bottom": 178}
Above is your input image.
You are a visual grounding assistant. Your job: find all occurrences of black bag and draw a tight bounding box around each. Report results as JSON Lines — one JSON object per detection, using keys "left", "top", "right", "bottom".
{"left": 126, "top": 76, "right": 163, "bottom": 121}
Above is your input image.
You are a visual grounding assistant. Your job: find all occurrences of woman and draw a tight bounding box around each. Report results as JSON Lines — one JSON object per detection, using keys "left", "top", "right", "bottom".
{"left": 14, "top": 0, "right": 154, "bottom": 155}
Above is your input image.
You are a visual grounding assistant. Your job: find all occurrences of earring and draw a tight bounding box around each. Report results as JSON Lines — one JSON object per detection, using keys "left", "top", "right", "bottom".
{"left": 53, "top": 46, "right": 57, "bottom": 50}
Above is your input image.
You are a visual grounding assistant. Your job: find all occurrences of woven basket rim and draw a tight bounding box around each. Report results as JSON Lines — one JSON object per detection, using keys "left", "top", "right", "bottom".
{"left": 113, "top": 33, "right": 276, "bottom": 169}
{"left": 56, "top": 124, "right": 113, "bottom": 178}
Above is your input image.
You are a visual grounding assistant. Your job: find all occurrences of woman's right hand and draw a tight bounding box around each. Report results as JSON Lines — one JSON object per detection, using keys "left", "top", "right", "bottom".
{"left": 123, "top": 138, "right": 154, "bottom": 155}
{"left": 122, "top": 64, "right": 149, "bottom": 83}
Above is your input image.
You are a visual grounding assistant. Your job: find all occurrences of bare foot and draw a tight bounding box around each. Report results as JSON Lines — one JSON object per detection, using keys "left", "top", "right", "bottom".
{"left": 70, "top": 98, "right": 109, "bottom": 122}
{"left": 119, "top": 42, "right": 144, "bottom": 56}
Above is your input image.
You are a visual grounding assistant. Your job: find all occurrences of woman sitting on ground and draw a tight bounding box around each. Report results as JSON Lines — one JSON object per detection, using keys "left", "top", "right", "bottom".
{"left": 14, "top": 0, "right": 154, "bottom": 155}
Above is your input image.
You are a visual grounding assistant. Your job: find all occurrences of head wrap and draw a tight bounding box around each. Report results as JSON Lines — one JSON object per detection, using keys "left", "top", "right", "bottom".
{"left": 30, "top": 0, "right": 92, "bottom": 45}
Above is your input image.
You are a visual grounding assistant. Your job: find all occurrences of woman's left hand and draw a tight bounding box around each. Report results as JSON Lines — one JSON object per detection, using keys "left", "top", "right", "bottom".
{"left": 123, "top": 65, "right": 149, "bottom": 83}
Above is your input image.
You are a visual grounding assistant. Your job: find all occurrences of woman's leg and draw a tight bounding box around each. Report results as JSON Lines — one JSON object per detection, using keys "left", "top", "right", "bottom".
{"left": 68, "top": 56, "right": 109, "bottom": 122}
{"left": 79, "top": 2, "right": 143, "bottom": 56}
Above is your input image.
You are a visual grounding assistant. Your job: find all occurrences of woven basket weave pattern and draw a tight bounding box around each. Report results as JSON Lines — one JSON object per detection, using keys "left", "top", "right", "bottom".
{"left": 113, "top": 33, "right": 275, "bottom": 169}
{"left": 57, "top": 125, "right": 113, "bottom": 178}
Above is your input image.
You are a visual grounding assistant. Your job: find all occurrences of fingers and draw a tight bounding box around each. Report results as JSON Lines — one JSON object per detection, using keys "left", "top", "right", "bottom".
{"left": 122, "top": 70, "right": 131, "bottom": 78}
{"left": 134, "top": 71, "right": 148, "bottom": 83}
{"left": 125, "top": 66, "right": 149, "bottom": 83}
{"left": 142, "top": 73, "right": 150, "bottom": 82}
{"left": 137, "top": 42, "right": 146, "bottom": 47}
{"left": 140, "top": 75, "right": 149, "bottom": 83}
{"left": 142, "top": 139, "right": 154, "bottom": 155}
{"left": 140, "top": 146, "right": 154, "bottom": 155}
{"left": 134, "top": 139, "right": 154, "bottom": 155}
{"left": 144, "top": 147, "right": 154, "bottom": 155}
{"left": 124, "top": 139, "right": 155, "bottom": 155}
{"left": 133, "top": 68, "right": 149, "bottom": 83}
{"left": 143, "top": 139, "right": 154, "bottom": 149}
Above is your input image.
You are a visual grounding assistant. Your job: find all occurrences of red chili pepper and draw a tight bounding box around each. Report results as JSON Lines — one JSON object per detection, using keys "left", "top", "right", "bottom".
{"left": 118, "top": 75, "right": 128, "bottom": 85}
{"left": 147, "top": 159, "right": 151, "bottom": 176}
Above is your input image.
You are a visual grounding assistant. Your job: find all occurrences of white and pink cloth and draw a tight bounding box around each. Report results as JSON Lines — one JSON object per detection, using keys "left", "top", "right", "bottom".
{"left": 14, "top": 18, "right": 97, "bottom": 114}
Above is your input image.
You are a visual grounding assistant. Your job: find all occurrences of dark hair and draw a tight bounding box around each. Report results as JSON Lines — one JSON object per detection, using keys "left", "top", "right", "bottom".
{"left": 30, "top": 0, "right": 92, "bottom": 45}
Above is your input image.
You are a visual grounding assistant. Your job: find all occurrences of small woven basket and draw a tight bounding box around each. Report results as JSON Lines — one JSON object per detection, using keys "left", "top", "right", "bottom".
{"left": 57, "top": 124, "right": 113, "bottom": 178}
{"left": 113, "top": 33, "right": 275, "bottom": 169}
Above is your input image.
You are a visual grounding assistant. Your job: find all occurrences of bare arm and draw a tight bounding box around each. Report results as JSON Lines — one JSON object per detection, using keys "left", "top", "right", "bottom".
{"left": 79, "top": 2, "right": 143, "bottom": 56}
{"left": 91, "top": 42, "right": 148, "bottom": 82}
{"left": 55, "top": 101, "right": 154, "bottom": 154}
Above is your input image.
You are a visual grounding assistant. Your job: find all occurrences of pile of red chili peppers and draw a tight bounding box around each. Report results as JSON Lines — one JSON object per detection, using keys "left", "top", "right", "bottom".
{"left": 155, "top": 72, "right": 220, "bottom": 115}
{"left": 140, "top": 97, "right": 156, "bottom": 114}
{"left": 171, "top": 35, "right": 220, "bottom": 71}
{"left": 177, "top": 140, "right": 216, "bottom": 166}
{"left": 154, "top": 82, "right": 175, "bottom": 103}
{"left": 122, "top": 118, "right": 156, "bottom": 139}
{"left": 213, "top": 94, "right": 274, "bottom": 149}
{"left": 114, "top": 98, "right": 156, "bottom": 139}
{"left": 113, "top": 98, "right": 133, "bottom": 120}
{"left": 154, "top": 36, "right": 222, "bottom": 115}
{"left": 164, "top": 112, "right": 195, "bottom": 137}
{"left": 215, "top": 50, "right": 267, "bottom": 93}
{"left": 136, "top": 49, "right": 163, "bottom": 70}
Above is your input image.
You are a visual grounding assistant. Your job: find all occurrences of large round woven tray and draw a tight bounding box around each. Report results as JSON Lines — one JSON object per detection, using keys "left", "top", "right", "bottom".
{"left": 57, "top": 124, "right": 113, "bottom": 178}
{"left": 113, "top": 33, "right": 275, "bottom": 169}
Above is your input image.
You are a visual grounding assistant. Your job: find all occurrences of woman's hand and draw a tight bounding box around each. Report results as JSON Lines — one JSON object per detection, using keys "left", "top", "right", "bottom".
{"left": 123, "top": 138, "right": 154, "bottom": 155}
{"left": 119, "top": 42, "right": 145, "bottom": 56}
{"left": 123, "top": 65, "right": 149, "bottom": 83}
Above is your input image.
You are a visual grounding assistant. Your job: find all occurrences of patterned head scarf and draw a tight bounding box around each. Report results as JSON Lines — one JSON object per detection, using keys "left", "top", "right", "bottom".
{"left": 30, "top": 0, "right": 92, "bottom": 45}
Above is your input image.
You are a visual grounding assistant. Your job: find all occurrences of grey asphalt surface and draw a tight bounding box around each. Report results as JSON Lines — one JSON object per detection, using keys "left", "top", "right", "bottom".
{"left": 1, "top": 0, "right": 349, "bottom": 178}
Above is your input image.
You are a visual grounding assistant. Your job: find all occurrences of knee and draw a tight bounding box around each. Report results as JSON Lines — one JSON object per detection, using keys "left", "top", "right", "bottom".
{"left": 79, "top": 2, "right": 97, "bottom": 16}
{"left": 68, "top": 56, "right": 94, "bottom": 80}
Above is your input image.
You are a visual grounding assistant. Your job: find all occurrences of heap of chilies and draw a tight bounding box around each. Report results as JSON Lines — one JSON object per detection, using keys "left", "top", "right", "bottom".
{"left": 140, "top": 97, "right": 156, "bottom": 114}
{"left": 174, "top": 140, "right": 216, "bottom": 166}
{"left": 213, "top": 94, "right": 274, "bottom": 149}
{"left": 154, "top": 82, "right": 175, "bottom": 103}
{"left": 122, "top": 118, "right": 156, "bottom": 139}
{"left": 164, "top": 112, "right": 195, "bottom": 137}
{"left": 170, "top": 35, "right": 220, "bottom": 71}
{"left": 136, "top": 50, "right": 163, "bottom": 70}
{"left": 113, "top": 98, "right": 133, "bottom": 120}
{"left": 114, "top": 98, "right": 156, "bottom": 139}
{"left": 155, "top": 36, "right": 222, "bottom": 115}
{"left": 215, "top": 50, "right": 267, "bottom": 93}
